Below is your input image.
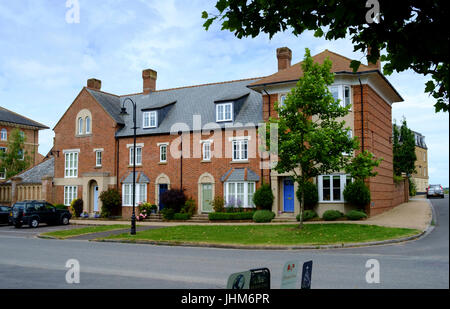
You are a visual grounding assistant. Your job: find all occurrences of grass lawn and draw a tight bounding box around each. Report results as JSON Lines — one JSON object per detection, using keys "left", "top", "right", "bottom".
{"left": 41, "top": 225, "right": 129, "bottom": 239}
{"left": 100, "top": 224, "right": 420, "bottom": 246}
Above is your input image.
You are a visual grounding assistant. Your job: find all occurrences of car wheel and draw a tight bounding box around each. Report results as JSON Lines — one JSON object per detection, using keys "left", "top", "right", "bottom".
{"left": 29, "top": 218, "right": 39, "bottom": 228}
{"left": 61, "top": 216, "right": 70, "bottom": 225}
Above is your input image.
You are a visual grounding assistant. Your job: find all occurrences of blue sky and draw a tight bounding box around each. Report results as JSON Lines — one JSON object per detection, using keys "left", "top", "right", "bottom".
{"left": 0, "top": 0, "right": 448, "bottom": 186}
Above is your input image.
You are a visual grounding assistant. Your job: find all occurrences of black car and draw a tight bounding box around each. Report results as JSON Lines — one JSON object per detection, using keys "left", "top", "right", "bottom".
{"left": 0, "top": 205, "right": 12, "bottom": 225}
{"left": 11, "top": 200, "right": 72, "bottom": 228}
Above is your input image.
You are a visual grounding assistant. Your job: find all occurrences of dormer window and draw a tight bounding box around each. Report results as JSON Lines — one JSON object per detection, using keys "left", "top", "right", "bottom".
{"left": 143, "top": 111, "right": 157, "bottom": 128}
{"left": 216, "top": 102, "right": 233, "bottom": 122}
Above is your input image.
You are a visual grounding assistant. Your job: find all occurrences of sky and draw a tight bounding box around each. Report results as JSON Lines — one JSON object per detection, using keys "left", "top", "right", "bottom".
{"left": 0, "top": 0, "right": 448, "bottom": 186}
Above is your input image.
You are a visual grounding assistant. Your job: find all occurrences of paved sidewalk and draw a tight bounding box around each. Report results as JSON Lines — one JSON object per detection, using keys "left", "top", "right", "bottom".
{"left": 69, "top": 198, "right": 432, "bottom": 231}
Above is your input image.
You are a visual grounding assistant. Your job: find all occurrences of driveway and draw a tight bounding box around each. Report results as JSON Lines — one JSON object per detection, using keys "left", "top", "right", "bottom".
{"left": 0, "top": 223, "right": 87, "bottom": 239}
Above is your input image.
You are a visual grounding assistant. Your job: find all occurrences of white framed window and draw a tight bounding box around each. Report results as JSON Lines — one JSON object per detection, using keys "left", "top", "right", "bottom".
{"left": 129, "top": 146, "right": 142, "bottom": 166}
{"left": 64, "top": 152, "right": 79, "bottom": 178}
{"left": 0, "top": 168, "right": 6, "bottom": 180}
{"left": 143, "top": 111, "right": 157, "bottom": 128}
{"left": 330, "top": 85, "right": 352, "bottom": 109}
{"left": 160, "top": 144, "right": 167, "bottom": 163}
{"left": 0, "top": 129, "right": 6, "bottom": 141}
{"left": 216, "top": 102, "right": 233, "bottom": 122}
{"left": 318, "top": 174, "right": 352, "bottom": 203}
{"left": 279, "top": 94, "right": 287, "bottom": 108}
{"left": 122, "top": 183, "right": 147, "bottom": 206}
{"left": 224, "top": 182, "right": 256, "bottom": 208}
{"left": 232, "top": 139, "right": 248, "bottom": 161}
{"left": 85, "top": 117, "right": 91, "bottom": 134}
{"left": 203, "top": 142, "right": 211, "bottom": 161}
{"left": 95, "top": 151, "right": 102, "bottom": 167}
{"left": 64, "top": 186, "right": 78, "bottom": 206}
{"left": 78, "top": 117, "right": 83, "bottom": 135}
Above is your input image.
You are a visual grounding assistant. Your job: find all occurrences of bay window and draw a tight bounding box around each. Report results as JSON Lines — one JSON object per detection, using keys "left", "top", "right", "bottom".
{"left": 318, "top": 174, "right": 352, "bottom": 202}
{"left": 224, "top": 182, "right": 256, "bottom": 208}
{"left": 122, "top": 183, "right": 147, "bottom": 206}
{"left": 330, "top": 85, "right": 352, "bottom": 109}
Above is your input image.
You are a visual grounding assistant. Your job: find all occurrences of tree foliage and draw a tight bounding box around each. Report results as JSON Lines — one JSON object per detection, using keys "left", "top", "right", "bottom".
{"left": 203, "top": 0, "right": 449, "bottom": 112}
{"left": 345, "top": 150, "right": 383, "bottom": 182}
{"left": 393, "top": 119, "right": 417, "bottom": 177}
{"left": 0, "top": 129, "right": 32, "bottom": 179}
{"left": 264, "top": 48, "right": 358, "bottom": 228}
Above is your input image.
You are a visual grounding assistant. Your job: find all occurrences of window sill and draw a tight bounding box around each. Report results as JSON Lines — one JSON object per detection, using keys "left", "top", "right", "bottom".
{"left": 75, "top": 134, "right": 92, "bottom": 138}
{"left": 230, "top": 160, "right": 249, "bottom": 164}
{"left": 319, "top": 201, "right": 345, "bottom": 204}
{"left": 158, "top": 162, "right": 167, "bottom": 165}
{"left": 94, "top": 166, "right": 102, "bottom": 169}
{"left": 201, "top": 160, "right": 211, "bottom": 163}
{"left": 128, "top": 165, "right": 143, "bottom": 168}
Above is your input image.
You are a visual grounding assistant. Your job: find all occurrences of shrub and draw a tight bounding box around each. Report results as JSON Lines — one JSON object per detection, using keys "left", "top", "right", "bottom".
{"left": 161, "top": 208, "right": 175, "bottom": 220}
{"left": 181, "top": 198, "right": 196, "bottom": 216}
{"left": 160, "top": 189, "right": 187, "bottom": 213}
{"left": 54, "top": 204, "right": 68, "bottom": 210}
{"left": 138, "top": 202, "right": 153, "bottom": 215}
{"left": 296, "top": 182, "right": 319, "bottom": 210}
{"left": 253, "top": 210, "right": 276, "bottom": 223}
{"left": 322, "top": 210, "right": 344, "bottom": 221}
{"left": 252, "top": 184, "right": 274, "bottom": 210}
{"left": 99, "top": 189, "right": 121, "bottom": 218}
{"left": 211, "top": 196, "right": 225, "bottom": 213}
{"left": 343, "top": 180, "right": 371, "bottom": 210}
{"left": 208, "top": 212, "right": 255, "bottom": 221}
{"left": 296, "top": 210, "right": 318, "bottom": 222}
{"left": 70, "top": 199, "right": 83, "bottom": 217}
{"left": 173, "top": 213, "right": 191, "bottom": 220}
{"left": 346, "top": 210, "right": 368, "bottom": 221}
{"left": 409, "top": 177, "right": 417, "bottom": 196}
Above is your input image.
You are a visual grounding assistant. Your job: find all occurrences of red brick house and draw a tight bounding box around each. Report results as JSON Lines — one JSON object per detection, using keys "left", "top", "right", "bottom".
{"left": 51, "top": 47, "right": 404, "bottom": 218}
{"left": 0, "top": 106, "right": 49, "bottom": 182}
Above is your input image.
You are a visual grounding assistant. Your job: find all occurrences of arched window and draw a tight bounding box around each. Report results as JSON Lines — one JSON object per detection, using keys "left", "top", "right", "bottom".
{"left": 85, "top": 116, "right": 91, "bottom": 134}
{"left": 78, "top": 117, "right": 83, "bottom": 135}
{"left": 0, "top": 129, "right": 6, "bottom": 141}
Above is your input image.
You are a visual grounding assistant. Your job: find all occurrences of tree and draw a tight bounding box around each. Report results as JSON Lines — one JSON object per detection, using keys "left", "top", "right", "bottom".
{"left": 345, "top": 150, "right": 383, "bottom": 182}
{"left": 264, "top": 49, "right": 358, "bottom": 229}
{"left": 393, "top": 119, "right": 417, "bottom": 177}
{"left": 203, "top": 0, "right": 449, "bottom": 112}
{"left": 0, "top": 129, "right": 32, "bottom": 179}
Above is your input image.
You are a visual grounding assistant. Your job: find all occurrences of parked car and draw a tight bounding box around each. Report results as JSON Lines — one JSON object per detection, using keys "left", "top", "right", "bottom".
{"left": 11, "top": 200, "right": 72, "bottom": 228}
{"left": 426, "top": 185, "right": 445, "bottom": 199}
{"left": 0, "top": 205, "right": 12, "bottom": 225}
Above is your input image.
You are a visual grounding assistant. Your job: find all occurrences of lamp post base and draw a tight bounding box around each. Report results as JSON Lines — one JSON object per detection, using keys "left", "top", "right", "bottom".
{"left": 131, "top": 214, "right": 136, "bottom": 235}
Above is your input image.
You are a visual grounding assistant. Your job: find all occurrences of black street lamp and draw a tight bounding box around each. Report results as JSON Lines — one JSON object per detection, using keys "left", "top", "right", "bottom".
{"left": 120, "top": 98, "right": 138, "bottom": 235}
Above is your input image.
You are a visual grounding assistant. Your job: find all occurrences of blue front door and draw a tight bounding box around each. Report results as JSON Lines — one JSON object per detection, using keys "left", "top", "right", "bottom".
{"left": 93, "top": 186, "right": 99, "bottom": 212}
{"left": 159, "top": 184, "right": 168, "bottom": 210}
{"left": 283, "top": 179, "right": 295, "bottom": 212}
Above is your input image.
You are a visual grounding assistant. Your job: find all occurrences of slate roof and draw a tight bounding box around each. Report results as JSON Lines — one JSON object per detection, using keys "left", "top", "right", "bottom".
{"left": 220, "top": 168, "right": 260, "bottom": 182}
{"left": 120, "top": 171, "right": 150, "bottom": 184}
{"left": 110, "top": 78, "right": 263, "bottom": 137}
{"left": 86, "top": 89, "right": 124, "bottom": 125}
{"left": 6, "top": 157, "right": 54, "bottom": 184}
{"left": 0, "top": 106, "right": 49, "bottom": 129}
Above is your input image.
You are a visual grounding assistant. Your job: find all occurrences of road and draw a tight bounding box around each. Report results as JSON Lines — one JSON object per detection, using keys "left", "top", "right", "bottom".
{"left": 0, "top": 197, "right": 448, "bottom": 289}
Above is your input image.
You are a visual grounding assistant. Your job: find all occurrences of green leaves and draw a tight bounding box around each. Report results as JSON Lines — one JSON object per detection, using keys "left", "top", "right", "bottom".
{"left": 350, "top": 60, "right": 361, "bottom": 73}
{"left": 0, "top": 128, "right": 32, "bottom": 179}
{"left": 345, "top": 150, "right": 382, "bottom": 182}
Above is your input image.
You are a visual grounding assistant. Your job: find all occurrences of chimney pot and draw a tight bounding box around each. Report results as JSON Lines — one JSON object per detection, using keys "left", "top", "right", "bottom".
{"left": 87, "top": 78, "right": 101, "bottom": 90}
{"left": 142, "top": 69, "right": 157, "bottom": 94}
{"left": 277, "top": 47, "right": 292, "bottom": 71}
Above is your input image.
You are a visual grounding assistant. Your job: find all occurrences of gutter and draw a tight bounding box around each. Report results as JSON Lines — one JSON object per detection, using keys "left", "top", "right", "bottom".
{"left": 358, "top": 76, "right": 365, "bottom": 152}
{"left": 262, "top": 87, "right": 271, "bottom": 188}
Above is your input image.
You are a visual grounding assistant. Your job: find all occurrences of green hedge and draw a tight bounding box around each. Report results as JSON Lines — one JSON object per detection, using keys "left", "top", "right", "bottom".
{"left": 173, "top": 213, "right": 191, "bottom": 221}
{"left": 343, "top": 181, "right": 371, "bottom": 210}
{"left": 346, "top": 210, "right": 368, "bottom": 221}
{"left": 322, "top": 210, "right": 344, "bottom": 221}
{"left": 253, "top": 210, "right": 276, "bottom": 223}
{"left": 208, "top": 212, "right": 255, "bottom": 221}
{"left": 296, "top": 210, "right": 318, "bottom": 222}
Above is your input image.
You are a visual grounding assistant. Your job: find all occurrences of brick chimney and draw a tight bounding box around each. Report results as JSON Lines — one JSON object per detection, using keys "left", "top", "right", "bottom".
{"left": 367, "top": 46, "right": 381, "bottom": 70}
{"left": 277, "top": 47, "right": 292, "bottom": 71}
{"left": 87, "top": 78, "right": 101, "bottom": 90}
{"left": 142, "top": 69, "right": 157, "bottom": 94}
